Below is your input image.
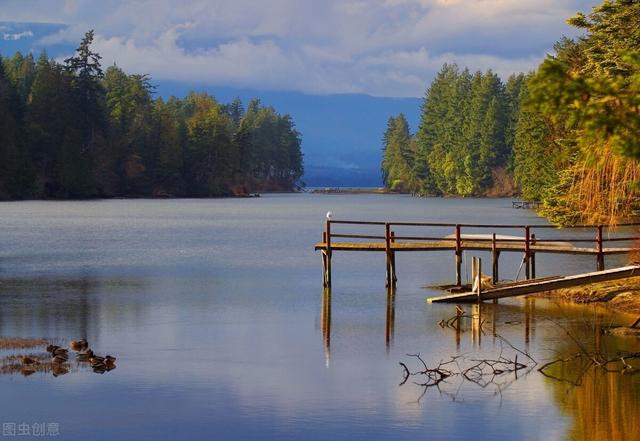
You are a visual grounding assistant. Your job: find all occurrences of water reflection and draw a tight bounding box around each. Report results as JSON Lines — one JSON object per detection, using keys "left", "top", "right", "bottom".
{"left": 320, "top": 285, "right": 398, "bottom": 365}
{"left": 543, "top": 330, "right": 640, "bottom": 441}
{"left": 385, "top": 285, "right": 396, "bottom": 352}
{"left": 321, "top": 287, "right": 331, "bottom": 367}
{"left": 438, "top": 301, "right": 538, "bottom": 351}
{"left": 1, "top": 197, "right": 638, "bottom": 440}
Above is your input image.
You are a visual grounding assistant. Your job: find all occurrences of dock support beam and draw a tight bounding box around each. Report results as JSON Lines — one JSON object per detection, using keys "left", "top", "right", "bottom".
{"left": 472, "top": 256, "right": 483, "bottom": 302}
{"left": 491, "top": 233, "right": 500, "bottom": 284}
{"left": 596, "top": 225, "right": 605, "bottom": 271}
{"left": 385, "top": 223, "right": 396, "bottom": 287}
{"left": 530, "top": 233, "right": 536, "bottom": 279}
{"left": 323, "top": 222, "right": 332, "bottom": 288}
{"left": 455, "top": 224, "right": 462, "bottom": 286}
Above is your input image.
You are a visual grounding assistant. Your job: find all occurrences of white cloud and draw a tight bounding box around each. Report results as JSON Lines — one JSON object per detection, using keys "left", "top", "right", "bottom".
{"left": 3, "top": 30, "right": 34, "bottom": 41}
{"left": 0, "top": 0, "right": 599, "bottom": 96}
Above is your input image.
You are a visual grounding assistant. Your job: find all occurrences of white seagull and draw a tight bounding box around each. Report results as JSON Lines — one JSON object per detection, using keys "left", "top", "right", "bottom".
{"left": 326, "top": 211, "right": 332, "bottom": 220}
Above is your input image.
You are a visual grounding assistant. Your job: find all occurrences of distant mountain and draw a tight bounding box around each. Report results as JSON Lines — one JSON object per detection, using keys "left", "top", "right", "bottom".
{"left": 156, "top": 82, "right": 422, "bottom": 187}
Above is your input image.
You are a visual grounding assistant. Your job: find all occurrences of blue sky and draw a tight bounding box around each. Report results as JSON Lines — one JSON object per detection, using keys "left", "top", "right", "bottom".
{"left": 0, "top": 0, "right": 598, "bottom": 98}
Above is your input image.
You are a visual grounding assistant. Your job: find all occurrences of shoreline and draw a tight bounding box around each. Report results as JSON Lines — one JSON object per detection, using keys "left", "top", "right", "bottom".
{"left": 0, "top": 190, "right": 302, "bottom": 202}
{"left": 535, "top": 276, "right": 640, "bottom": 316}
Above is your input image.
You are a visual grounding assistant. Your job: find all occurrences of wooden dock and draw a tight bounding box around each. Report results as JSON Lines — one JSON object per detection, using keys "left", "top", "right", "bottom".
{"left": 315, "top": 219, "right": 640, "bottom": 289}
{"left": 427, "top": 265, "right": 640, "bottom": 303}
{"left": 512, "top": 200, "right": 541, "bottom": 209}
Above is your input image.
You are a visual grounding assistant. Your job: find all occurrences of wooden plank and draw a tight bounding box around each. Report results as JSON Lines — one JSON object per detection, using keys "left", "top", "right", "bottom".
{"left": 314, "top": 241, "right": 634, "bottom": 255}
{"left": 427, "top": 265, "right": 640, "bottom": 303}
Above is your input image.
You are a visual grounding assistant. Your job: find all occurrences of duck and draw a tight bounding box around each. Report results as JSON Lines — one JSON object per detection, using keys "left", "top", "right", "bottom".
{"left": 89, "top": 356, "right": 105, "bottom": 369}
{"left": 46, "top": 344, "right": 60, "bottom": 354}
{"left": 76, "top": 350, "right": 95, "bottom": 362}
{"left": 51, "top": 364, "right": 69, "bottom": 377}
{"left": 21, "top": 356, "right": 38, "bottom": 365}
{"left": 52, "top": 348, "right": 69, "bottom": 357}
{"left": 104, "top": 355, "right": 116, "bottom": 366}
{"left": 70, "top": 339, "right": 89, "bottom": 352}
{"left": 21, "top": 367, "right": 36, "bottom": 377}
{"left": 52, "top": 354, "right": 68, "bottom": 364}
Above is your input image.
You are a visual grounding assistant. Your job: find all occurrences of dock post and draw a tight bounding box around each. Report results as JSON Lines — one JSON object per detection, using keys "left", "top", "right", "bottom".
{"left": 390, "top": 231, "right": 397, "bottom": 285}
{"left": 530, "top": 233, "right": 536, "bottom": 279}
{"left": 325, "top": 220, "right": 332, "bottom": 288}
{"left": 471, "top": 256, "right": 476, "bottom": 293}
{"left": 524, "top": 226, "right": 531, "bottom": 280}
{"left": 455, "top": 224, "right": 462, "bottom": 286}
{"left": 322, "top": 232, "right": 328, "bottom": 287}
{"left": 491, "top": 233, "right": 499, "bottom": 284}
{"left": 385, "top": 223, "right": 392, "bottom": 287}
{"left": 596, "top": 225, "right": 605, "bottom": 271}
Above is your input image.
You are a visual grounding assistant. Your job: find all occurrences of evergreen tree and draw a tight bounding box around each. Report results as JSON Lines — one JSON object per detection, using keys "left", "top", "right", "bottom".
{"left": 0, "top": 33, "right": 304, "bottom": 200}
{"left": 382, "top": 114, "right": 414, "bottom": 191}
{"left": 0, "top": 55, "right": 34, "bottom": 197}
{"left": 25, "top": 52, "right": 72, "bottom": 195}
{"left": 61, "top": 30, "right": 106, "bottom": 196}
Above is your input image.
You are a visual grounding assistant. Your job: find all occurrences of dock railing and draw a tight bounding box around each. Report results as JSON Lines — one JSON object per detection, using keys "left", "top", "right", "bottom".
{"left": 318, "top": 220, "right": 640, "bottom": 288}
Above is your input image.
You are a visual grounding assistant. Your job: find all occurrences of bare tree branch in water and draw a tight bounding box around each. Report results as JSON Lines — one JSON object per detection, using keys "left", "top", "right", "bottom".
{"left": 399, "top": 340, "right": 537, "bottom": 403}
{"left": 537, "top": 317, "right": 640, "bottom": 385}
{"left": 403, "top": 306, "right": 640, "bottom": 403}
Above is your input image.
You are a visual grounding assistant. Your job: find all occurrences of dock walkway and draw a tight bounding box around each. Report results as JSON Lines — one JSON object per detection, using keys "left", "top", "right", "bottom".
{"left": 315, "top": 219, "right": 640, "bottom": 291}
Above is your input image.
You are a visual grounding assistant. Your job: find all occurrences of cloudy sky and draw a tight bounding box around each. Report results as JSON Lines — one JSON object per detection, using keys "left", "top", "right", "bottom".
{"left": 0, "top": 0, "right": 598, "bottom": 97}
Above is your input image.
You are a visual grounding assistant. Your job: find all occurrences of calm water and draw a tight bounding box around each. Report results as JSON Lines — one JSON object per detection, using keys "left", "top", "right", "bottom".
{"left": 0, "top": 194, "right": 638, "bottom": 441}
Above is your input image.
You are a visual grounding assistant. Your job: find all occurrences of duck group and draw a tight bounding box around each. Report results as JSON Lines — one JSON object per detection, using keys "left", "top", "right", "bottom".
{"left": 38, "top": 339, "right": 117, "bottom": 374}
{"left": 69, "top": 339, "right": 117, "bottom": 374}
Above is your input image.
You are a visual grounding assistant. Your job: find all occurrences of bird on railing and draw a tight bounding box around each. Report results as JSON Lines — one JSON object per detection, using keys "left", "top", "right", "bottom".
{"left": 326, "top": 211, "right": 332, "bottom": 220}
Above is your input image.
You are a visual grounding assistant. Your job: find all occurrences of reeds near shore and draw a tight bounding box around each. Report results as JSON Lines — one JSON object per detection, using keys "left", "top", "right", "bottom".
{"left": 0, "top": 337, "right": 48, "bottom": 350}
{"left": 542, "top": 145, "right": 640, "bottom": 226}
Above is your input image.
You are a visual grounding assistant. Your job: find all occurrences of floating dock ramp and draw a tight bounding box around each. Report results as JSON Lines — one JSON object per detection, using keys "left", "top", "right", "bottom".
{"left": 427, "top": 265, "right": 640, "bottom": 303}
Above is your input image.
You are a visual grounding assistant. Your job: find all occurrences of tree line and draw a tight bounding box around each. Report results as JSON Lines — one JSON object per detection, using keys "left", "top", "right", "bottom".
{"left": 0, "top": 31, "right": 304, "bottom": 199}
{"left": 382, "top": 0, "right": 639, "bottom": 225}
{"left": 382, "top": 67, "right": 522, "bottom": 197}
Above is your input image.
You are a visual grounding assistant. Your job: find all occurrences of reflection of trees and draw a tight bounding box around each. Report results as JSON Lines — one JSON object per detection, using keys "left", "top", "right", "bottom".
{"left": 546, "top": 363, "right": 640, "bottom": 441}
{"left": 0, "top": 277, "right": 147, "bottom": 341}
{"left": 541, "top": 317, "right": 640, "bottom": 441}
{"left": 0, "top": 278, "right": 94, "bottom": 338}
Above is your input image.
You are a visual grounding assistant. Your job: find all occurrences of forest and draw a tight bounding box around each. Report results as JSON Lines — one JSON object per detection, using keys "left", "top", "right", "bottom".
{"left": 382, "top": 0, "right": 640, "bottom": 225}
{"left": 0, "top": 31, "right": 304, "bottom": 199}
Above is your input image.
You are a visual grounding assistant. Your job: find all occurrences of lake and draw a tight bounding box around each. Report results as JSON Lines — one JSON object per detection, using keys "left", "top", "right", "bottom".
{"left": 0, "top": 194, "right": 638, "bottom": 440}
